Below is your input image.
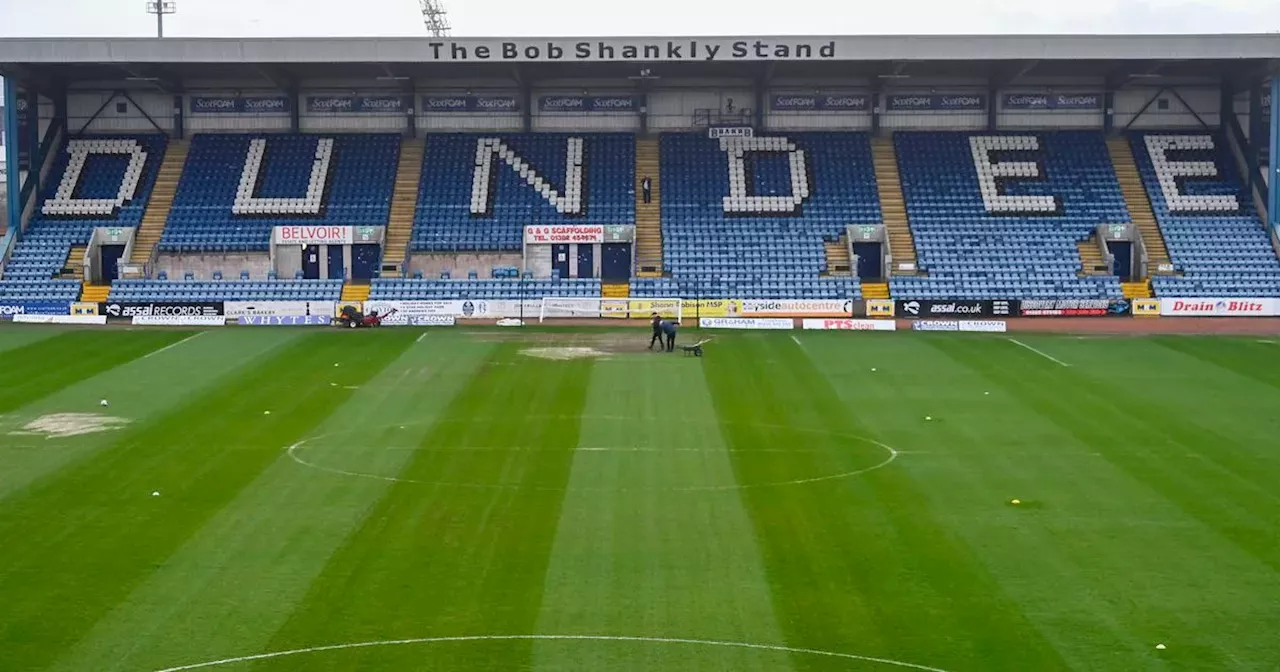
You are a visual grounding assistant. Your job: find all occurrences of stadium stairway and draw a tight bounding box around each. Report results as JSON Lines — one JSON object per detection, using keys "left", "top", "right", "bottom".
{"left": 128, "top": 139, "right": 189, "bottom": 268}
{"left": 823, "top": 235, "right": 852, "bottom": 276}
{"left": 1122, "top": 280, "right": 1152, "bottom": 299}
{"left": 80, "top": 284, "right": 110, "bottom": 303}
{"left": 384, "top": 138, "right": 424, "bottom": 275}
{"left": 1077, "top": 234, "right": 1108, "bottom": 276}
{"left": 603, "top": 281, "right": 630, "bottom": 298}
{"left": 635, "top": 137, "right": 664, "bottom": 276}
{"left": 341, "top": 282, "right": 371, "bottom": 303}
{"left": 861, "top": 281, "right": 890, "bottom": 299}
{"left": 872, "top": 136, "right": 919, "bottom": 275}
{"left": 61, "top": 246, "right": 86, "bottom": 281}
{"left": 1106, "top": 138, "right": 1172, "bottom": 276}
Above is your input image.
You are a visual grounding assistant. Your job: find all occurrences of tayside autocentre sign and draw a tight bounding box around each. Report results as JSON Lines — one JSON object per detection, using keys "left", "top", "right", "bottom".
{"left": 740, "top": 299, "right": 855, "bottom": 317}
{"left": 1159, "top": 298, "right": 1279, "bottom": 316}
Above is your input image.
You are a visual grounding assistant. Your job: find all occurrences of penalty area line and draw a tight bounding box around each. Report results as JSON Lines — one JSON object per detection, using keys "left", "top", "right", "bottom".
{"left": 1007, "top": 338, "right": 1069, "bottom": 367}
{"left": 142, "top": 332, "right": 205, "bottom": 360}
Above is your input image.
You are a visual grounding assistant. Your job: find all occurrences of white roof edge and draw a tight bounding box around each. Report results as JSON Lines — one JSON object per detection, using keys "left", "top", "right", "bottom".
{"left": 0, "top": 34, "right": 1278, "bottom": 64}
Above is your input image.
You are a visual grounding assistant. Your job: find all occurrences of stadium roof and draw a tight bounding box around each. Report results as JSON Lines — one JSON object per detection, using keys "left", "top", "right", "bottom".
{"left": 0, "top": 34, "right": 1276, "bottom": 87}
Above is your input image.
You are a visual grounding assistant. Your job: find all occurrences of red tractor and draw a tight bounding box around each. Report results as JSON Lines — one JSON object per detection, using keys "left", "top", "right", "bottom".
{"left": 336, "top": 305, "right": 397, "bottom": 328}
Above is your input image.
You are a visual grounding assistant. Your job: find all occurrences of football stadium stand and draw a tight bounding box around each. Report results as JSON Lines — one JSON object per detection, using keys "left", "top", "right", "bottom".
{"left": 410, "top": 133, "right": 634, "bottom": 252}
{"left": 631, "top": 132, "right": 870, "bottom": 299}
{"left": 160, "top": 133, "right": 399, "bottom": 252}
{"left": 0, "top": 135, "right": 166, "bottom": 300}
{"left": 1130, "top": 132, "right": 1280, "bottom": 297}
{"left": 2, "top": 36, "right": 1278, "bottom": 314}
{"left": 890, "top": 131, "right": 1125, "bottom": 300}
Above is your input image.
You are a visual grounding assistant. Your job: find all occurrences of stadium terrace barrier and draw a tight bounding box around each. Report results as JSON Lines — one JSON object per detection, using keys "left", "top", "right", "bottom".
{"left": 224, "top": 301, "right": 337, "bottom": 318}
{"left": 101, "top": 302, "right": 225, "bottom": 318}
{"left": 897, "top": 300, "right": 1017, "bottom": 319}
{"left": 802, "top": 318, "right": 897, "bottom": 331}
{"left": 1158, "top": 298, "right": 1280, "bottom": 317}
{"left": 698, "top": 317, "right": 794, "bottom": 330}
{"left": 0, "top": 302, "right": 71, "bottom": 316}
{"left": 912, "top": 320, "right": 1008, "bottom": 333}
{"left": 132, "top": 315, "right": 226, "bottom": 326}
{"left": 1017, "top": 299, "right": 1131, "bottom": 317}
{"left": 12, "top": 314, "right": 107, "bottom": 325}
{"left": 237, "top": 316, "right": 332, "bottom": 326}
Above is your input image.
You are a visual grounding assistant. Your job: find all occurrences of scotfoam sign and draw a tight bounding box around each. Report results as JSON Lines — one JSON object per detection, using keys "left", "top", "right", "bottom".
{"left": 770, "top": 94, "right": 869, "bottom": 111}
{"left": 419, "top": 39, "right": 837, "bottom": 62}
{"left": 887, "top": 94, "right": 986, "bottom": 111}
{"left": 538, "top": 95, "right": 642, "bottom": 112}
{"left": 306, "top": 96, "right": 409, "bottom": 114}
{"left": 422, "top": 95, "right": 520, "bottom": 113}
{"left": 273, "top": 225, "right": 354, "bottom": 245}
{"left": 189, "top": 96, "right": 291, "bottom": 114}
{"left": 1003, "top": 93, "right": 1102, "bottom": 110}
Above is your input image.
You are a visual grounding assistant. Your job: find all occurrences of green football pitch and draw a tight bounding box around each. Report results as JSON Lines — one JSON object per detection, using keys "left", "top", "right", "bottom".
{"left": 1, "top": 325, "right": 1278, "bottom": 671}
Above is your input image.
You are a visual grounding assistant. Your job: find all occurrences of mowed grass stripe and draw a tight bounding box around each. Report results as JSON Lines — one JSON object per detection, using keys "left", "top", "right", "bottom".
{"left": 50, "top": 334, "right": 494, "bottom": 672}
{"left": 0, "top": 329, "right": 194, "bottom": 413}
{"left": 259, "top": 343, "right": 591, "bottom": 671}
{"left": 807, "top": 333, "right": 1273, "bottom": 669}
{"left": 705, "top": 334, "right": 1070, "bottom": 671}
{"left": 929, "top": 335, "right": 1280, "bottom": 669}
{"left": 938, "top": 336, "right": 1280, "bottom": 569}
{"left": 0, "top": 329, "right": 308, "bottom": 503}
{"left": 0, "top": 330, "right": 418, "bottom": 672}
{"left": 0, "top": 326, "right": 61, "bottom": 355}
{"left": 532, "top": 354, "right": 795, "bottom": 671}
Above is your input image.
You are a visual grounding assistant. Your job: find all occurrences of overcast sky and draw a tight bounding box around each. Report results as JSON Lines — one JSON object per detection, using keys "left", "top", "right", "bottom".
{"left": 0, "top": 0, "right": 1278, "bottom": 38}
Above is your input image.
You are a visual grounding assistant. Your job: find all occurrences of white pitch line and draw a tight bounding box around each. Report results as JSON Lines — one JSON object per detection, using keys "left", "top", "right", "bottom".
{"left": 1007, "top": 338, "right": 1069, "bottom": 367}
{"left": 416, "top": 332, "right": 427, "bottom": 343}
{"left": 153, "top": 634, "right": 951, "bottom": 672}
{"left": 790, "top": 334, "right": 802, "bottom": 346}
{"left": 141, "top": 332, "right": 205, "bottom": 360}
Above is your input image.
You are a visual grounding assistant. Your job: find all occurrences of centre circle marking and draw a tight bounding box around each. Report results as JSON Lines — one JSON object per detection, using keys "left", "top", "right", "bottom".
{"left": 155, "top": 634, "right": 950, "bottom": 672}
{"left": 285, "top": 415, "right": 899, "bottom": 492}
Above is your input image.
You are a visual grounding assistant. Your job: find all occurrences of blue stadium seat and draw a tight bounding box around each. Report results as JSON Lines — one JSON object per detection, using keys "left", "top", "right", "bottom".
{"left": 1128, "top": 132, "right": 1280, "bottom": 298}
{"left": 161, "top": 133, "right": 399, "bottom": 253}
{"left": 412, "top": 133, "right": 634, "bottom": 253}
{"left": 0, "top": 135, "right": 167, "bottom": 300}
{"left": 634, "top": 132, "right": 867, "bottom": 300}
{"left": 370, "top": 278, "right": 601, "bottom": 300}
{"left": 889, "top": 131, "right": 1124, "bottom": 300}
{"left": 108, "top": 279, "right": 343, "bottom": 302}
